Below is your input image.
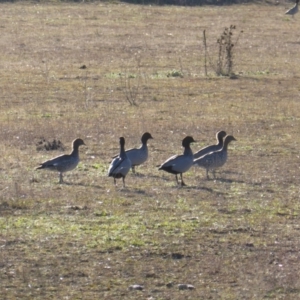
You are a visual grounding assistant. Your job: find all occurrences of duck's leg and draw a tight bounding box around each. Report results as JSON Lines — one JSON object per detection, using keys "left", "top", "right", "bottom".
{"left": 114, "top": 178, "right": 116, "bottom": 186}
{"left": 175, "top": 174, "right": 179, "bottom": 185}
{"left": 132, "top": 166, "right": 135, "bottom": 174}
{"left": 180, "top": 173, "right": 187, "bottom": 186}
{"left": 206, "top": 169, "right": 209, "bottom": 180}
{"left": 122, "top": 177, "right": 126, "bottom": 188}
{"left": 59, "top": 172, "right": 63, "bottom": 184}
{"left": 212, "top": 170, "right": 216, "bottom": 179}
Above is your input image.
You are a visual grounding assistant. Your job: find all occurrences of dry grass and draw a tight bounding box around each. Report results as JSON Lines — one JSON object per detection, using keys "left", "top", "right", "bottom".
{"left": 1, "top": 1, "right": 300, "bottom": 299}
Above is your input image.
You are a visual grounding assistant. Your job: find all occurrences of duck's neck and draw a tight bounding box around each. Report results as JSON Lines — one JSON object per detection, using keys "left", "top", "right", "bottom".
{"left": 184, "top": 146, "right": 193, "bottom": 156}
{"left": 141, "top": 138, "right": 148, "bottom": 146}
{"left": 222, "top": 140, "right": 230, "bottom": 151}
{"left": 120, "top": 144, "right": 126, "bottom": 158}
{"left": 71, "top": 147, "right": 80, "bottom": 157}
{"left": 217, "top": 138, "right": 224, "bottom": 147}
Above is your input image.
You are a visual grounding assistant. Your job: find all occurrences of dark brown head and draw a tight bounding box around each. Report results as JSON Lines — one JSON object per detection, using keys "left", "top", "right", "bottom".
{"left": 73, "top": 138, "right": 85, "bottom": 149}
{"left": 216, "top": 131, "right": 227, "bottom": 141}
{"left": 182, "top": 136, "right": 196, "bottom": 148}
{"left": 119, "top": 137, "right": 125, "bottom": 147}
{"left": 141, "top": 132, "right": 153, "bottom": 144}
{"left": 223, "top": 135, "right": 237, "bottom": 148}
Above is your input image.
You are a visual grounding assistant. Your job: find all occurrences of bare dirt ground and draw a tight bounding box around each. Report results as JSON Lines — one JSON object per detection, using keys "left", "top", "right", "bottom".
{"left": 0, "top": 1, "right": 300, "bottom": 299}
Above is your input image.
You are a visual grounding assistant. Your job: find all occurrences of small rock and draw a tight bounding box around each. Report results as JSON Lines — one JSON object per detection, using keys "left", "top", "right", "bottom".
{"left": 178, "top": 284, "right": 195, "bottom": 290}
{"left": 69, "top": 205, "right": 87, "bottom": 211}
{"left": 128, "top": 284, "right": 144, "bottom": 291}
{"left": 171, "top": 253, "right": 184, "bottom": 259}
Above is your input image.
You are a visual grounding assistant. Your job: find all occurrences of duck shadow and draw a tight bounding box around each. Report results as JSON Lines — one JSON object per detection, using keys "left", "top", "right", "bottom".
{"left": 208, "top": 177, "right": 245, "bottom": 184}
{"left": 61, "top": 181, "right": 104, "bottom": 189}
{"left": 185, "top": 185, "right": 215, "bottom": 193}
{"left": 155, "top": 183, "right": 215, "bottom": 193}
{"left": 129, "top": 172, "right": 147, "bottom": 178}
{"left": 128, "top": 173, "right": 173, "bottom": 183}
{"left": 130, "top": 172, "right": 167, "bottom": 180}
{"left": 194, "top": 170, "right": 246, "bottom": 184}
{"left": 74, "top": 183, "right": 147, "bottom": 194}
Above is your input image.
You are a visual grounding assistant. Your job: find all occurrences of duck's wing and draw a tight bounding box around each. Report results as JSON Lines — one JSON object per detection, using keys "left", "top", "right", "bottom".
{"left": 194, "top": 144, "right": 221, "bottom": 159}
{"left": 158, "top": 154, "right": 179, "bottom": 169}
{"left": 126, "top": 146, "right": 148, "bottom": 166}
{"left": 194, "top": 150, "right": 228, "bottom": 169}
{"left": 193, "top": 152, "right": 215, "bottom": 168}
{"left": 286, "top": 4, "right": 298, "bottom": 14}
{"left": 108, "top": 157, "right": 121, "bottom": 176}
{"left": 37, "top": 154, "right": 71, "bottom": 169}
{"left": 108, "top": 156, "right": 131, "bottom": 176}
{"left": 159, "top": 153, "right": 193, "bottom": 174}
{"left": 125, "top": 147, "right": 140, "bottom": 159}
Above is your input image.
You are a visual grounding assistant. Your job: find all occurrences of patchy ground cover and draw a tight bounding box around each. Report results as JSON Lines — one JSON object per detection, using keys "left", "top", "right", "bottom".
{"left": 0, "top": 1, "right": 300, "bottom": 299}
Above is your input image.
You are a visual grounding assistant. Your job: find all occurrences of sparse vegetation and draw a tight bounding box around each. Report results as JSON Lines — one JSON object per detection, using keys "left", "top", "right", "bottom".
{"left": 216, "top": 25, "right": 242, "bottom": 76}
{"left": 0, "top": 2, "right": 300, "bottom": 299}
{"left": 203, "top": 25, "right": 243, "bottom": 76}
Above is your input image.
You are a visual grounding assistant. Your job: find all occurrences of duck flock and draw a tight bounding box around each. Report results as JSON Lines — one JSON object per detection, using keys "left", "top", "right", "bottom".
{"left": 36, "top": 131, "right": 236, "bottom": 187}
{"left": 34, "top": 2, "right": 300, "bottom": 187}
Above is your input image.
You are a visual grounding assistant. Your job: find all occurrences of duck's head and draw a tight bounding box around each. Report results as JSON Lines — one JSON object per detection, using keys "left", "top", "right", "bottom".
{"left": 182, "top": 136, "right": 196, "bottom": 148}
{"left": 119, "top": 137, "right": 125, "bottom": 147}
{"left": 141, "top": 132, "right": 153, "bottom": 144}
{"left": 217, "top": 131, "right": 227, "bottom": 141}
{"left": 224, "top": 135, "right": 237, "bottom": 145}
{"left": 73, "top": 138, "right": 85, "bottom": 148}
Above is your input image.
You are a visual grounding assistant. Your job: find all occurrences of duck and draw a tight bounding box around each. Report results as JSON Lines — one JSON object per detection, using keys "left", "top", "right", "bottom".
{"left": 108, "top": 137, "right": 131, "bottom": 187}
{"left": 193, "top": 135, "right": 236, "bottom": 179}
{"left": 158, "top": 136, "right": 196, "bottom": 186}
{"left": 286, "top": 0, "right": 299, "bottom": 17}
{"left": 194, "top": 131, "right": 227, "bottom": 159}
{"left": 112, "top": 132, "right": 153, "bottom": 173}
{"left": 36, "top": 138, "right": 85, "bottom": 183}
